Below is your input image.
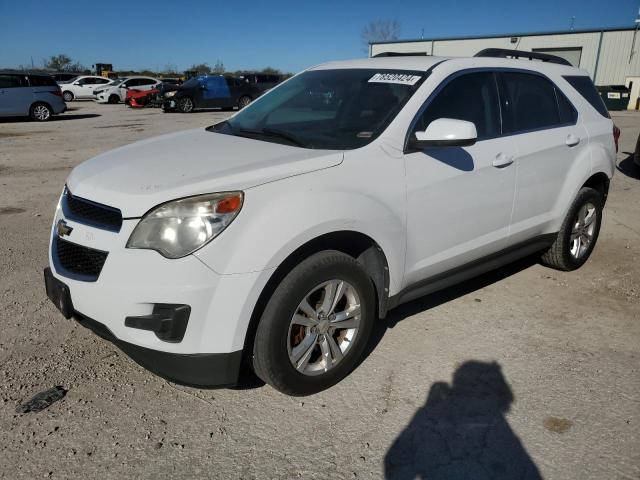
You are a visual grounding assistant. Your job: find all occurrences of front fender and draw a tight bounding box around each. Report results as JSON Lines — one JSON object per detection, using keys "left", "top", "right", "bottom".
{"left": 194, "top": 168, "right": 406, "bottom": 295}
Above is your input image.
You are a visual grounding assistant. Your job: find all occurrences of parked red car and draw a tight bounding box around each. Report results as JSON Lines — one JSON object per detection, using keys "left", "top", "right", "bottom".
{"left": 126, "top": 79, "right": 181, "bottom": 108}
{"left": 125, "top": 87, "right": 160, "bottom": 108}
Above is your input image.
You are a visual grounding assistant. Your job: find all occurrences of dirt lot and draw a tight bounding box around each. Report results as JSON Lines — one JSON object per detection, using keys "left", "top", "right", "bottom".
{"left": 0, "top": 102, "right": 639, "bottom": 479}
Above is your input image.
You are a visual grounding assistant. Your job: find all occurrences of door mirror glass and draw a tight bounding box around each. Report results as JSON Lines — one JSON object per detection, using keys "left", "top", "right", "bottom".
{"left": 411, "top": 118, "right": 477, "bottom": 149}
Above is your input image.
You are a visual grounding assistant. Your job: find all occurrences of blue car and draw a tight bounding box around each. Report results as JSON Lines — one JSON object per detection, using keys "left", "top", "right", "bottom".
{"left": 0, "top": 72, "right": 67, "bottom": 121}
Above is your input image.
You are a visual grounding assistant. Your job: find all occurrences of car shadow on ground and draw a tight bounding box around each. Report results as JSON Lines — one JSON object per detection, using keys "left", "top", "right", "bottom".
{"left": 365, "top": 253, "right": 540, "bottom": 355}
{"left": 617, "top": 153, "right": 640, "bottom": 179}
{"left": 0, "top": 113, "right": 101, "bottom": 123}
{"left": 384, "top": 360, "right": 542, "bottom": 480}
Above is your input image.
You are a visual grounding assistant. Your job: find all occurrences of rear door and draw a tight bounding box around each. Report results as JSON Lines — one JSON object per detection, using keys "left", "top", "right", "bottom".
{"left": 0, "top": 74, "right": 32, "bottom": 116}
{"left": 76, "top": 77, "right": 99, "bottom": 98}
{"left": 499, "top": 71, "right": 589, "bottom": 244}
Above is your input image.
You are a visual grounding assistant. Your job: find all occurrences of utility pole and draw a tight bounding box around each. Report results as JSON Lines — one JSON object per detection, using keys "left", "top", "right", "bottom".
{"left": 630, "top": 7, "right": 640, "bottom": 63}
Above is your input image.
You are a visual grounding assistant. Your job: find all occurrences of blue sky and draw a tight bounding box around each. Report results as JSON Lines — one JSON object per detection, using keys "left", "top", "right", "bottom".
{"left": 0, "top": 0, "right": 638, "bottom": 73}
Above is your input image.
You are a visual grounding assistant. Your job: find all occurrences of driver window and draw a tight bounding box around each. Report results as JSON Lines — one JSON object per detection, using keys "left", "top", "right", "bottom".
{"left": 416, "top": 72, "right": 501, "bottom": 140}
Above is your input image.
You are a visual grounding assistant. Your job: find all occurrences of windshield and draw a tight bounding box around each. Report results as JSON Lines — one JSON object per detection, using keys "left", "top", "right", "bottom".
{"left": 109, "top": 78, "right": 125, "bottom": 86}
{"left": 209, "top": 69, "right": 425, "bottom": 150}
{"left": 182, "top": 77, "right": 202, "bottom": 88}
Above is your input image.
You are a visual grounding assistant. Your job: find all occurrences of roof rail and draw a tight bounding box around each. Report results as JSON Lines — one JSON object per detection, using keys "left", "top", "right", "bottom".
{"left": 373, "top": 52, "right": 429, "bottom": 57}
{"left": 474, "top": 48, "right": 572, "bottom": 66}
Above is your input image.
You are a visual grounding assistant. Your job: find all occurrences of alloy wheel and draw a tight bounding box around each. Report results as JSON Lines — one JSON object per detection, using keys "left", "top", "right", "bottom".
{"left": 287, "top": 280, "right": 361, "bottom": 376}
{"left": 33, "top": 105, "right": 50, "bottom": 121}
{"left": 570, "top": 202, "right": 596, "bottom": 259}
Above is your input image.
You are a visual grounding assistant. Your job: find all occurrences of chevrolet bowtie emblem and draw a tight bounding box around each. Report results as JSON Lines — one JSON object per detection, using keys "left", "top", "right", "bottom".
{"left": 56, "top": 219, "right": 73, "bottom": 237}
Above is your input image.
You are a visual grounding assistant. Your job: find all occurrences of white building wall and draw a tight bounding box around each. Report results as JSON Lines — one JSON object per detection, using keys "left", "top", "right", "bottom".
{"left": 371, "top": 29, "right": 640, "bottom": 86}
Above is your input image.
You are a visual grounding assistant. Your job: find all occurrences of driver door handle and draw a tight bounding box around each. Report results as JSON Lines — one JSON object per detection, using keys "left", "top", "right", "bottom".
{"left": 492, "top": 152, "right": 514, "bottom": 168}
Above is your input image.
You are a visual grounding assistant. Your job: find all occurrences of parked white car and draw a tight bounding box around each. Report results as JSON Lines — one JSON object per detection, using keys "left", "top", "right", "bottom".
{"left": 93, "top": 76, "right": 160, "bottom": 104}
{"left": 59, "top": 75, "right": 113, "bottom": 102}
{"left": 45, "top": 50, "right": 616, "bottom": 395}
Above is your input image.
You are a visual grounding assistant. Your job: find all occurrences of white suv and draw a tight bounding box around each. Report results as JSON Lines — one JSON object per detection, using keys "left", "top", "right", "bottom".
{"left": 45, "top": 50, "right": 616, "bottom": 395}
{"left": 59, "top": 75, "right": 113, "bottom": 102}
{"left": 93, "top": 76, "right": 160, "bottom": 104}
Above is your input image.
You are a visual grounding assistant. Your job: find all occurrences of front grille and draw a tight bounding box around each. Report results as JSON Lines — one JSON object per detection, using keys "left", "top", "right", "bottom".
{"left": 62, "top": 187, "right": 122, "bottom": 232}
{"left": 54, "top": 237, "right": 108, "bottom": 281}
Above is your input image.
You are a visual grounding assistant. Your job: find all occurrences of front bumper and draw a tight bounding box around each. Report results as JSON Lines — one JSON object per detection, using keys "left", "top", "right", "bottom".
{"left": 46, "top": 201, "right": 270, "bottom": 386}
{"left": 162, "top": 99, "right": 177, "bottom": 111}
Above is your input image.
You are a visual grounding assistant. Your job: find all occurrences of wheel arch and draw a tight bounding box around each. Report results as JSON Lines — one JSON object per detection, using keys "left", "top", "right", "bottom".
{"left": 241, "top": 230, "right": 391, "bottom": 367}
{"left": 582, "top": 171, "right": 610, "bottom": 203}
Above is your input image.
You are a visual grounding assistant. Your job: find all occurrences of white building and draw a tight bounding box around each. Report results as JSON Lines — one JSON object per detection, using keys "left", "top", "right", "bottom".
{"left": 370, "top": 27, "right": 640, "bottom": 108}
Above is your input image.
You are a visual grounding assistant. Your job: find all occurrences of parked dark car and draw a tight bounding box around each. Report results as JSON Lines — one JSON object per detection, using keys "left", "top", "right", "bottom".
{"left": 238, "top": 73, "right": 281, "bottom": 92}
{"left": 0, "top": 72, "right": 66, "bottom": 121}
{"left": 52, "top": 72, "right": 82, "bottom": 83}
{"left": 162, "top": 75, "right": 262, "bottom": 113}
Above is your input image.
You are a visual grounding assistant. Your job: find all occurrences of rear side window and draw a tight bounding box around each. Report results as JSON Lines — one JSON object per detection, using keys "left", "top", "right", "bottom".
{"left": 0, "top": 74, "right": 28, "bottom": 88}
{"left": 563, "top": 75, "right": 610, "bottom": 118}
{"left": 28, "top": 75, "right": 57, "bottom": 87}
{"left": 416, "top": 72, "right": 501, "bottom": 140}
{"left": 501, "top": 72, "right": 562, "bottom": 132}
{"left": 138, "top": 79, "right": 156, "bottom": 86}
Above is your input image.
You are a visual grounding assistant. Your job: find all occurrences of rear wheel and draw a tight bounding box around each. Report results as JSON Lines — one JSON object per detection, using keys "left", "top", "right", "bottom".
{"left": 238, "top": 95, "right": 252, "bottom": 109}
{"left": 177, "top": 96, "right": 194, "bottom": 113}
{"left": 540, "top": 187, "right": 603, "bottom": 271}
{"left": 29, "top": 102, "right": 52, "bottom": 121}
{"left": 252, "top": 251, "right": 376, "bottom": 396}
{"left": 108, "top": 94, "right": 120, "bottom": 104}
{"left": 62, "top": 91, "right": 74, "bottom": 102}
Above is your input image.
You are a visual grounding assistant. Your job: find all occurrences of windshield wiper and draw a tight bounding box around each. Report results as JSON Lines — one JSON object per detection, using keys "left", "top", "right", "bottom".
{"left": 237, "top": 127, "right": 306, "bottom": 148}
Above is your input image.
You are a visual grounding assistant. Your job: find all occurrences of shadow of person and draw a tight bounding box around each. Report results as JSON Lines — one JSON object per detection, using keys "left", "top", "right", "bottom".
{"left": 384, "top": 361, "right": 542, "bottom": 480}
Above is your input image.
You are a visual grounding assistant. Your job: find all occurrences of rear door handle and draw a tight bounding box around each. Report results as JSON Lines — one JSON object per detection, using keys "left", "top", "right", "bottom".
{"left": 492, "top": 152, "right": 514, "bottom": 168}
{"left": 565, "top": 134, "right": 580, "bottom": 147}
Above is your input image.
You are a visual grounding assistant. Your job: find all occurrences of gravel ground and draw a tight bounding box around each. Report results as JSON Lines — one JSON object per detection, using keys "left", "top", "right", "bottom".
{"left": 0, "top": 102, "right": 639, "bottom": 479}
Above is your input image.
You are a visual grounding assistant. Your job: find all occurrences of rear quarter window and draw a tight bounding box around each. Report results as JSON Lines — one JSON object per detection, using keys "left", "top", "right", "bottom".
{"left": 563, "top": 75, "right": 610, "bottom": 118}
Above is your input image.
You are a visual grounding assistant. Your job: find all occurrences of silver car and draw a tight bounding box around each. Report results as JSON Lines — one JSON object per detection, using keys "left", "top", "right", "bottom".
{"left": 0, "top": 72, "right": 67, "bottom": 121}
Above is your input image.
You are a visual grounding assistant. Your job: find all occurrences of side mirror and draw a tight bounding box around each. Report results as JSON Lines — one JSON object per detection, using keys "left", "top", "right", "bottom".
{"left": 409, "top": 118, "right": 477, "bottom": 150}
{"left": 73, "top": 82, "right": 81, "bottom": 86}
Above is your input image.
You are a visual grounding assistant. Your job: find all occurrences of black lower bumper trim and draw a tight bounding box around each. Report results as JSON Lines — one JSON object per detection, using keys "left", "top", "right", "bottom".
{"left": 73, "top": 311, "right": 242, "bottom": 388}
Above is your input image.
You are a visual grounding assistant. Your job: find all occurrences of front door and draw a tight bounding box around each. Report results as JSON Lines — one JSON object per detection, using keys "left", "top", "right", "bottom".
{"left": 403, "top": 71, "right": 517, "bottom": 287}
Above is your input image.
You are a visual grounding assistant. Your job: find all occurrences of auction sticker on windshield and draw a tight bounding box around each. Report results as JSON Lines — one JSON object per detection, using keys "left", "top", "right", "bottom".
{"left": 368, "top": 73, "right": 422, "bottom": 85}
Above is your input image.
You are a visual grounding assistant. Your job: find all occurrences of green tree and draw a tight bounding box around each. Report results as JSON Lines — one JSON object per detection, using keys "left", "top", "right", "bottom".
{"left": 44, "top": 54, "right": 72, "bottom": 71}
{"left": 190, "top": 63, "right": 211, "bottom": 74}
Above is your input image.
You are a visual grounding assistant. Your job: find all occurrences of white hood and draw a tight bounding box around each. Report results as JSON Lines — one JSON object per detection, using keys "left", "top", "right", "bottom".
{"left": 67, "top": 128, "right": 343, "bottom": 217}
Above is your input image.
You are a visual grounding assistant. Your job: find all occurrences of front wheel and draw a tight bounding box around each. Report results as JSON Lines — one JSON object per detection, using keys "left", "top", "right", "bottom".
{"left": 540, "top": 187, "right": 603, "bottom": 271}
{"left": 108, "top": 94, "right": 120, "bottom": 104}
{"left": 177, "top": 97, "right": 194, "bottom": 113}
{"left": 62, "top": 91, "right": 74, "bottom": 102}
{"left": 252, "top": 251, "right": 376, "bottom": 396}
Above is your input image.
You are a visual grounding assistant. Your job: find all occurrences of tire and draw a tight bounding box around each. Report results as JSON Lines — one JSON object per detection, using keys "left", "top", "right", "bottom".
{"left": 62, "top": 91, "right": 74, "bottom": 102}
{"left": 238, "top": 95, "right": 252, "bottom": 109}
{"left": 252, "top": 250, "right": 376, "bottom": 396}
{"left": 540, "top": 187, "right": 603, "bottom": 271}
{"left": 29, "top": 102, "right": 52, "bottom": 122}
{"left": 177, "top": 96, "right": 194, "bottom": 113}
{"left": 108, "top": 94, "right": 120, "bottom": 104}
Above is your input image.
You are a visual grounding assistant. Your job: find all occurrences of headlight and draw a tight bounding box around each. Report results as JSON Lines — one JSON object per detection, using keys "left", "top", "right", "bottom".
{"left": 165, "top": 91, "right": 177, "bottom": 98}
{"left": 126, "top": 192, "right": 243, "bottom": 259}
